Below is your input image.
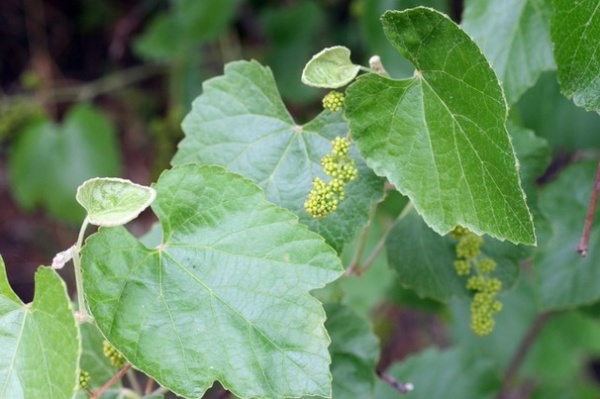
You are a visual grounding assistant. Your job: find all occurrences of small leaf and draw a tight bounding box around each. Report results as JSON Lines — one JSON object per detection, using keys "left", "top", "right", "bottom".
{"left": 173, "top": 60, "right": 385, "bottom": 253}
{"left": 386, "top": 208, "right": 521, "bottom": 302}
{"left": 535, "top": 161, "right": 600, "bottom": 310}
{"left": 8, "top": 104, "right": 120, "bottom": 223}
{"left": 301, "top": 46, "right": 361, "bottom": 88}
{"left": 76, "top": 177, "right": 156, "bottom": 227}
{"left": 345, "top": 8, "right": 535, "bottom": 245}
{"left": 462, "top": 0, "right": 555, "bottom": 104}
{"left": 552, "top": 0, "right": 600, "bottom": 112}
{"left": 81, "top": 164, "right": 343, "bottom": 399}
{"left": 0, "top": 257, "right": 80, "bottom": 399}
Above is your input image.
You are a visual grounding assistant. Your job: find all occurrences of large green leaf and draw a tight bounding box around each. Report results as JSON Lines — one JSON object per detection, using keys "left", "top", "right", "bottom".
{"left": 81, "top": 164, "right": 343, "bottom": 399}
{"left": 323, "top": 304, "right": 379, "bottom": 399}
{"left": 535, "top": 161, "right": 600, "bottom": 310}
{"left": 172, "top": 60, "right": 385, "bottom": 253}
{"left": 462, "top": 0, "right": 554, "bottom": 104}
{"left": 551, "top": 0, "right": 600, "bottom": 112}
{"left": 345, "top": 8, "right": 535, "bottom": 245}
{"left": 374, "top": 347, "right": 499, "bottom": 399}
{"left": 0, "top": 257, "right": 79, "bottom": 399}
{"left": 386, "top": 207, "right": 522, "bottom": 302}
{"left": 8, "top": 104, "right": 120, "bottom": 223}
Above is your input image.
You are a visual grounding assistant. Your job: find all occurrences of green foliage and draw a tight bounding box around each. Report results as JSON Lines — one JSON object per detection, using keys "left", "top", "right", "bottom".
{"left": 302, "top": 46, "right": 360, "bottom": 88}
{"left": 4, "top": 1, "right": 600, "bottom": 398}
{"left": 0, "top": 256, "right": 79, "bottom": 398}
{"left": 8, "top": 104, "right": 120, "bottom": 223}
{"left": 76, "top": 177, "right": 156, "bottom": 227}
{"left": 551, "top": 0, "right": 600, "bottom": 112}
{"left": 375, "top": 347, "right": 500, "bottom": 399}
{"left": 462, "top": 0, "right": 554, "bottom": 104}
{"left": 345, "top": 8, "right": 535, "bottom": 245}
{"left": 535, "top": 161, "right": 600, "bottom": 310}
{"left": 81, "top": 164, "right": 343, "bottom": 398}
{"left": 172, "top": 60, "right": 385, "bottom": 252}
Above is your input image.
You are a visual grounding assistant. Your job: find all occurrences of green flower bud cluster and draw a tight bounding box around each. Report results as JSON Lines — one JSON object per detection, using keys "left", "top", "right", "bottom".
{"left": 451, "top": 226, "right": 502, "bottom": 336}
{"left": 322, "top": 91, "right": 345, "bottom": 112}
{"left": 103, "top": 340, "right": 126, "bottom": 368}
{"left": 79, "top": 370, "right": 91, "bottom": 390}
{"left": 305, "top": 137, "right": 357, "bottom": 218}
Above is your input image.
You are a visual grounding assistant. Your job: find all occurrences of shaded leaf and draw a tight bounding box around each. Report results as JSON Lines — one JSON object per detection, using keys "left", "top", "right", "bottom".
{"left": 552, "top": 0, "right": 600, "bottom": 112}
{"left": 345, "top": 8, "right": 535, "bottom": 245}
{"left": 374, "top": 347, "right": 499, "bottom": 399}
{"left": 173, "top": 60, "right": 385, "bottom": 253}
{"left": 322, "top": 303, "right": 379, "bottom": 399}
{"left": 81, "top": 164, "right": 343, "bottom": 398}
{"left": 76, "top": 177, "right": 156, "bottom": 227}
{"left": 0, "top": 257, "right": 79, "bottom": 399}
{"left": 8, "top": 104, "right": 120, "bottom": 223}
{"left": 535, "top": 161, "right": 600, "bottom": 310}
{"left": 386, "top": 207, "right": 521, "bottom": 302}
{"left": 302, "top": 46, "right": 361, "bottom": 88}
{"left": 462, "top": 0, "right": 554, "bottom": 104}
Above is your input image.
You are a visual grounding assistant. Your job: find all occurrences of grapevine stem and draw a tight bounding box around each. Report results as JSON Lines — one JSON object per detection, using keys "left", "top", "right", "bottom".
{"left": 496, "top": 312, "right": 555, "bottom": 399}
{"left": 73, "top": 217, "right": 90, "bottom": 321}
{"left": 577, "top": 158, "right": 600, "bottom": 256}
{"left": 376, "top": 368, "right": 413, "bottom": 394}
{"left": 90, "top": 364, "right": 131, "bottom": 399}
{"left": 126, "top": 367, "right": 142, "bottom": 394}
{"left": 346, "top": 203, "right": 378, "bottom": 276}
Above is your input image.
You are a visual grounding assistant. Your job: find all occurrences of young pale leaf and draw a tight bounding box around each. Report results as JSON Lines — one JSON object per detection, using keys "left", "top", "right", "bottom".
{"left": 345, "top": 8, "right": 535, "bottom": 245}
{"left": 0, "top": 257, "right": 79, "bottom": 399}
{"left": 76, "top": 177, "right": 156, "bottom": 227}
{"left": 551, "top": 0, "right": 600, "bottom": 112}
{"left": 374, "top": 347, "right": 499, "bottom": 399}
{"left": 173, "top": 60, "right": 385, "bottom": 253}
{"left": 8, "top": 104, "right": 120, "bottom": 223}
{"left": 386, "top": 208, "right": 521, "bottom": 302}
{"left": 535, "top": 161, "right": 600, "bottom": 310}
{"left": 301, "top": 46, "right": 361, "bottom": 88}
{"left": 81, "top": 164, "right": 343, "bottom": 399}
{"left": 462, "top": 0, "right": 554, "bottom": 104}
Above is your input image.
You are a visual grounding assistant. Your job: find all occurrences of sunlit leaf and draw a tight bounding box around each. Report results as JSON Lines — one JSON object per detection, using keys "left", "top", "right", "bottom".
{"left": 81, "top": 164, "right": 343, "bottom": 398}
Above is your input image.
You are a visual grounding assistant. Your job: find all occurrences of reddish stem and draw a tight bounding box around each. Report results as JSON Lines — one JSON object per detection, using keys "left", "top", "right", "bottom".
{"left": 577, "top": 159, "right": 600, "bottom": 256}
{"left": 376, "top": 368, "right": 413, "bottom": 394}
{"left": 90, "top": 364, "right": 131, "bottom": 399}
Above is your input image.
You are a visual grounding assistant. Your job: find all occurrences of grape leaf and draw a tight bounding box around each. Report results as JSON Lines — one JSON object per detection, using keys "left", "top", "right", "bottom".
{"left": 302, "top": 46, "right": 361, "bottom": 88}
{"left": 81, "top": 164, "right": 343, "bottom": 399}
{"left": 172, "top": 60, "right": 385, "bottom": 253}
{"left": 535, "top": 161, "right": 600, "bottom": 310}
{"left": 0, "top": 257, "right": 79, "bottom": 399}
{"left": 551, "top": 0, "right": 600, "bottom": 112}
{"left": 320, "top": 304, "right": 379, "bottom": 399}
{"left": 386, "top": 207, "right": 522, "bottom": 302}
{"left": 8, "top": 104, "right": 120, "bottom": 223}
{"left": 345, "top": 8, "right": 535, "bottom": 245}
{"left": 76, "top": 177, "right": 156, "bottom": 227}
{"left": 374, "top": 347, "right": 499, "bottom": 399}
{"left": 462, "top": 0, "right": 554, "bottom": 104}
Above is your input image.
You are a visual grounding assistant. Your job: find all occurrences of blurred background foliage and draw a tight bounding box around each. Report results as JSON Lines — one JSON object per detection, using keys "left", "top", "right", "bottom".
{"left": 2, "top": 1, "right": 600, "bottom": 397}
